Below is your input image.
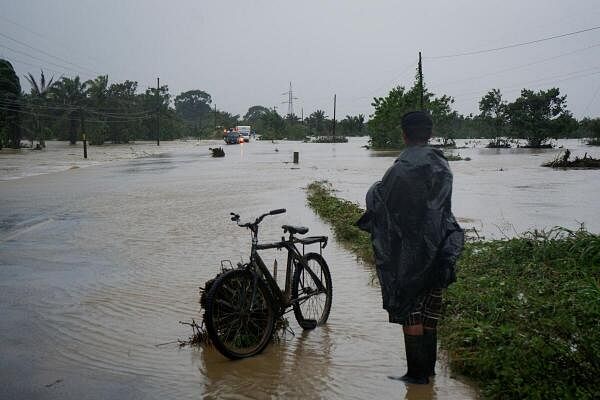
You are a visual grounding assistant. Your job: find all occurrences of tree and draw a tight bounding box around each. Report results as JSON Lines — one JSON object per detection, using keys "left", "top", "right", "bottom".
{"left": 84, "top": 75, "right": 109, "bottom": 144}
{"left": 306, "top": 110, "right": 327, "bottom": 135}
{"left": 368, "top": 84, "right": 425, "bottom": 148}
{"left": 243, "top": 105, "right": 270, "bottom": 123}
{"left": 428, "top": 94, "right": 458, "bottom": 146}
{"left": 173, "top": 90, "right": 212, "bottom": 138}
{"left": 506, "top": 88, "right": 572, "bottom": 148}
{"left": 174, "top": 90, "right": 211, "bottom": 121}
{"left": 257, "top": 108, "right": 284, "bottom": 139}
{"left": 339, "top": 114, "right": 366, "bottom": 136}
{"left": 368, "top": 71, "right": 457, "bottom": 148}
{"left": 24, "top": 70, "right": 56, "bottom": 147}
{"left": 0, "top": 59, "right": 22, "bottom": 148}
{"left": 478, "top": 88, "right": 509, "bottom": 147}
{"left": 51, "top": 76, "right": 87, "bottom": 144}
{"left": 590, "top": 119, "right": 600, "bottom": 145}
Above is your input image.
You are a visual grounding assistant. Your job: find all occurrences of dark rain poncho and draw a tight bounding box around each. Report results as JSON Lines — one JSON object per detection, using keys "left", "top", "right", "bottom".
{"left": 357, "top": 145, "right": 464, "bottom": 323}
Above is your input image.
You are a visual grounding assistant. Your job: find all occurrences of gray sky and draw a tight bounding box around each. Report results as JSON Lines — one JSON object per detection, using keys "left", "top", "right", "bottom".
{"left": 2, "top": 0, "right": 600, "bottom": 119}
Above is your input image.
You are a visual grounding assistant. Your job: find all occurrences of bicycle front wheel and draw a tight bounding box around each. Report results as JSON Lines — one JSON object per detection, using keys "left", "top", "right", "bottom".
{"left": 292, "top": 252, "right": 332, "bottom": 329}
{"left": 204, "top": 269, "right": 276, "bottom": 359}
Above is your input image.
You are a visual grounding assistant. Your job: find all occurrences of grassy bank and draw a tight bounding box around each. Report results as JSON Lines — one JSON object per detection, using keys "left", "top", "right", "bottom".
{"left": 306, "top": 181, "right": 600, "bottom": 399}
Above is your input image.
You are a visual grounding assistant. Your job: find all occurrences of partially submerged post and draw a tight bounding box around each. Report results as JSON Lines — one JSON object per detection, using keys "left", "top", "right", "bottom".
{"left": 80, "top": 107, "right": 87, "bottom": 159}
{"left": 293, "top": 151, "right": 299, "bottom": 164}
{"left": 332, "top": 94, "right": 337, "bottom": 140}
{"left": 156, "top": 77, "right": 160, "bottom": 146}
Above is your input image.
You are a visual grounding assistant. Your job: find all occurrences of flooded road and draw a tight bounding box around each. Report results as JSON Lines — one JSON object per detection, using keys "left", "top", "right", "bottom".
{"left": 1, "top": 138, "right": 598, "bottom": 399}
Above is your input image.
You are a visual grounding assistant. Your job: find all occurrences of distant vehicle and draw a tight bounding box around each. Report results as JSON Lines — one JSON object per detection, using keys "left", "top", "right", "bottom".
{"left": 236, "top": 125, "right": 251, "bottom": 142}
{"left": 224, "top": 131, "right": 241, "bottom": 145}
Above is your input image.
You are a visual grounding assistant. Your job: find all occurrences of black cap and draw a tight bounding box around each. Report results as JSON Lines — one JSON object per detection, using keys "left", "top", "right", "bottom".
{"left": 401, "top": 111, "right": 433, "bottom": 131}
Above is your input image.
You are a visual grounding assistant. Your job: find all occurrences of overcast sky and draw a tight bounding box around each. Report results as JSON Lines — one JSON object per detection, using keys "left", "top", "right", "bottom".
{"left": 2, "top": 0, "right": 600, "bottom": 119}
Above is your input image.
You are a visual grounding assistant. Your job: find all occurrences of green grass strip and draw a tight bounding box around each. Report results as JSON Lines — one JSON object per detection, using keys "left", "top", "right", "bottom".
{"left": 306, "top": 181, "right": 600, "bottom": 399}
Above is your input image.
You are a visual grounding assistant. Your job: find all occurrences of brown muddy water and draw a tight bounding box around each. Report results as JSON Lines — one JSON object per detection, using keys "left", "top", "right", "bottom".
{"left": 1, "top": 138, "right": 598, "bottom": 399}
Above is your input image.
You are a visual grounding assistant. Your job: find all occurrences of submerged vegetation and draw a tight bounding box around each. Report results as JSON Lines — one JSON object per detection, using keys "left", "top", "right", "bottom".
{"left": 444, "top": 152, "right": 471, "bottom": 162}
{"left": 209, "top": 147, "right": 225, "bottom": 158}
{"left": 306, "top": 181, "right": 600, "bottom": 399}
{"left": 311, "top": 136, "right": 349, "bottom": 143}
{"left": 367, "top": 72, "right": 593, "bottom": 150}
{"left": 542, "top": 149, "right": 600, "bottom": 169}
{"left": 588, "top": 138, "right": 600, "bottom": 146}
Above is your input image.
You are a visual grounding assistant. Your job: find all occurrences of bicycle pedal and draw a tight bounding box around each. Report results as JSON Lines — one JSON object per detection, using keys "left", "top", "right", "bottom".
{"left": 301, "top": 319, "right": 318, "bottom": 329}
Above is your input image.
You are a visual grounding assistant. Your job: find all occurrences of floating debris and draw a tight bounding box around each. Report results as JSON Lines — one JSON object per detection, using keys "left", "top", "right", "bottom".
{"left": 209, "top": 147, "right": 225, "bottom": 158}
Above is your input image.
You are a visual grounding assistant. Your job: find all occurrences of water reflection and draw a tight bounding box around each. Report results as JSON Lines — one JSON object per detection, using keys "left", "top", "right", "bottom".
{"left": 404, "top": 381, "right": 436, "bottom": 400}
{"left": 197, "top": 327, "right": 333, "bottom": 399}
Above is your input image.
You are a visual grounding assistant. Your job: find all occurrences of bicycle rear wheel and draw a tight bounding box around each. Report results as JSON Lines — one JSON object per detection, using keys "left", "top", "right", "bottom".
{"left": 204, "top": 269, "right": 275, "bottom": 359}
{"left": 292, "top": 252, "right": 332, "bottom": 329}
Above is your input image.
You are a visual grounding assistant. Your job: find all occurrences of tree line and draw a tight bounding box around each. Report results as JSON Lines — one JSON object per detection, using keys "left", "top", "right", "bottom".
{"left": 0, "top": 60, "right": 366, "bottom": 149}
{"left": 368, "top": 73, "right": 600, "bottom": 149}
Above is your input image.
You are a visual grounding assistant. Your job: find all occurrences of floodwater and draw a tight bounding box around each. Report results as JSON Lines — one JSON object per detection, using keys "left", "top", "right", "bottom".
{"left": 1, "top": 138, "right": 598, "bottom": 399}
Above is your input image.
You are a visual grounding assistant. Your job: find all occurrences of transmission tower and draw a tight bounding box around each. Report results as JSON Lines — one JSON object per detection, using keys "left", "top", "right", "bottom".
{"left": 281, "top": 82, "right": 298, "bottom": 117}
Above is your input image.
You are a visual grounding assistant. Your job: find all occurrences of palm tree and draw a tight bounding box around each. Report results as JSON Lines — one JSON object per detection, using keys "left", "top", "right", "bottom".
{"left": 51, "top": 76, "right": 87, "bottom": 144}
{"left": 308, "top": 109, "right": 327, "bottom": 135}
{"left": 24, "top": 70, "right": 56, "bottom": 147}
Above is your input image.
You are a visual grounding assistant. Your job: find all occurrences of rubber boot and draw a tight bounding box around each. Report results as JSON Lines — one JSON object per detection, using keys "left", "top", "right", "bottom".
{"left": 423, "top": 329, "right": 437, "bottom": 377}
{"left": 389, "top": 334, "right": 429, "bottom": 384}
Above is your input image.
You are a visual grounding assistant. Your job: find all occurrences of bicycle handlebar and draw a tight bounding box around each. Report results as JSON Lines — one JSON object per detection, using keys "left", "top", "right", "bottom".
{"left": 230, "top": 209, "right": 287, "bottom": 230}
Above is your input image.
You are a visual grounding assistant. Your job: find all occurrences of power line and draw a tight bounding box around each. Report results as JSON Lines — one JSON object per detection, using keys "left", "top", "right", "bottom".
{"left": 0, "top": 98, "right": 154, "bottom": 118}
{"left": 451, "top": 67, "right": 600, "bottom": 102}
{"left": 0, "top": 54, "right": 68, "bottom": 77}
{"left": 0, "top": 15, "right": 104, "bottom": 66}
{"left": 0, "top": 31, "right": 101, "bottom": 76}
{"left": 427, "top": 25, "right": 600, "bottom": 59}
{"left": 432, "top": 41, "right": 600, "bottom": 87}
{"left": 0, "top": 104, "right": 153, "bottom": 123}
{"left": 583, "top": 83, "right": 600, "bottom": 115}
{"left": 0, "top": 45, "right": 93, "bottom": 79}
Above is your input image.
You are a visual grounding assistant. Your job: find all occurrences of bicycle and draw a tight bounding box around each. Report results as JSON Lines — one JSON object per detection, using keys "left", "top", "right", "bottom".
{"left": 201, "top": 208, "right": 332, "bottom": 359}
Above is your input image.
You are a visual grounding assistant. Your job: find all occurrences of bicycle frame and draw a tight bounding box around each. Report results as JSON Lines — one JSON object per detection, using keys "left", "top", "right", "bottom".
{"left": 231, "top": 210, "right": 327, "bottom": 315}
{"left": 252, "top": 238, "right": 314, "bottom": 312}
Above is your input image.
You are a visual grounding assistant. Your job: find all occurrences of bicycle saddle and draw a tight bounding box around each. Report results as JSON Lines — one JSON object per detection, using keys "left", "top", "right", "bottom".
{"left": 282, "top": 225, "right": 309, "bottom": 235}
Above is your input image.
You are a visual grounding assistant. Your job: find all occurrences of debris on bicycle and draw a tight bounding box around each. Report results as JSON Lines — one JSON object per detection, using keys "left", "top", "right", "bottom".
{"left": 178, "top": 319, "right": 211, "bottom": 348}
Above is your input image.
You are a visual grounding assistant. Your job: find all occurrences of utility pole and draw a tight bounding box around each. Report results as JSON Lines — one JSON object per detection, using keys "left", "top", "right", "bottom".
{"left": 332, "top": 94, "right": 337, "bottom": 140}
{"left": 418, "top": 52, "right": 424, "bottom": 111}
{"left": 80, "top": 107, "right": 87, "bottom": 159}
{"left": 156, "top": 77, "right": 160, "bottom": 146}
{"left": 213, "top": 103, "right": 217, "bottom": 133}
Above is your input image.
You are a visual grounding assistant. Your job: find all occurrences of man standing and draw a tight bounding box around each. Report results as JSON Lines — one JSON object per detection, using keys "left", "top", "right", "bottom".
{"left": 358, "top": 111, "right": 464, "bottom": 384}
